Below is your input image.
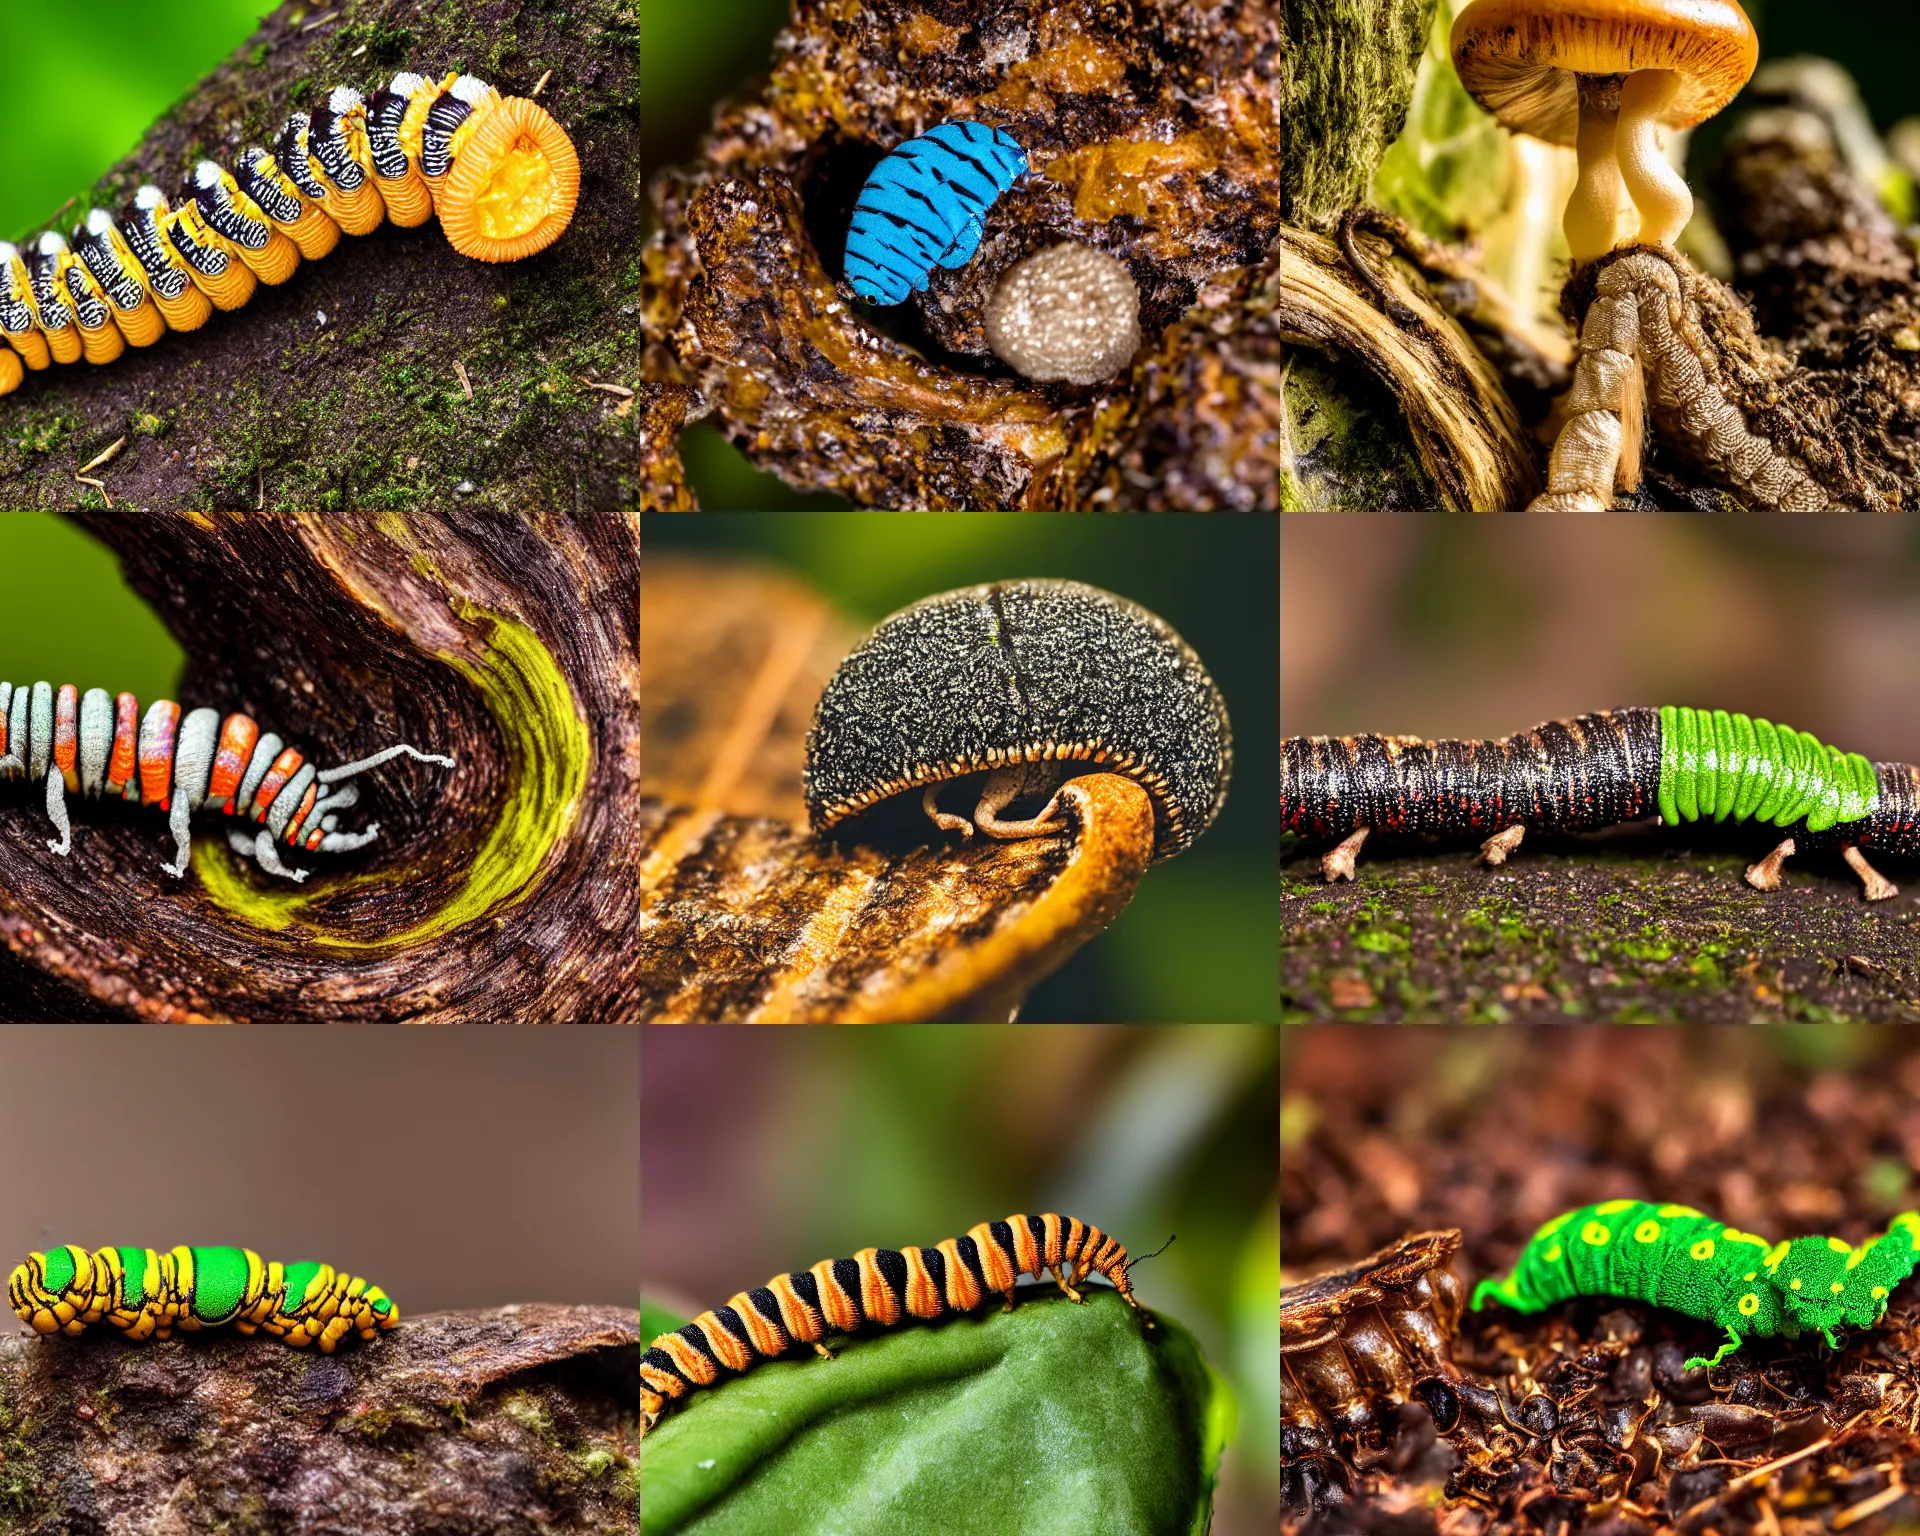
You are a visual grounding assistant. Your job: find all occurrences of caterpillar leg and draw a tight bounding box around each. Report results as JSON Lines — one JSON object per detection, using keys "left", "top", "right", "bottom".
{"left": 811, "top": 1341, "right": 836, "bottom": 1360}
{"left": 230, "top": 828, "right": 310, "bottom": 883}
{"left": 972, "top": 765, "right": 1068, "bottom": 841}
{"left": 923, "top": 783, "right": 974, "bottom": 837}
{"left": 162, "top": 797, "right": 194, "bottom": 878}
{"left": 1321, "top": 828, "right": 1368, "bottom": 882}
{"left": 1745, "top": 836, "right": 1796, "bottom": 892}
{"left": 1842, "top": 845, "right": 1899, "bottom": 902}
{"left": 1052, "top": 1265, "right": 1087, "bottom": 1303}
{"left": 1685, "top": 1326, "right": 1746, "bottom": 1372}
{"left": 44, "top": 765, "right": 72, "bottom": 855}
{"left": 1479, "top": 824, "right": 1526, "bottom": 866}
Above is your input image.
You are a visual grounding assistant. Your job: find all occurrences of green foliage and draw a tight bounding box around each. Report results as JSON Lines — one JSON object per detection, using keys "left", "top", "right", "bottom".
{"left": 641, "top": 1289, "right": 1229, "bottom": 1536}
{"left": 0, "top": 2, "right": 275, "bottom": 243}
{"left": 0, "top": 516, "right": 180, "bottom": 702}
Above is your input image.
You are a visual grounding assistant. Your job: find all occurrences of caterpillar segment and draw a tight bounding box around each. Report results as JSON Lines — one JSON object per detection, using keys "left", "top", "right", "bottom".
{"left": 1472, "top": 1200, "right": 1920, "bottom": 1371}
{"left": 0, "top": 680, "right": 454, "bottom": 882}
{"left": 8, "top": 1245, "right": 398, "bottom": 1352}
{"left": 641, "top": 1214, "right": 1143, "bottom": 1436}
{"left": 1283, "top": 706, "right": 1920, "bottom": 900}
{"left": 0, "top": 68, "right": 580, "bottom": 397}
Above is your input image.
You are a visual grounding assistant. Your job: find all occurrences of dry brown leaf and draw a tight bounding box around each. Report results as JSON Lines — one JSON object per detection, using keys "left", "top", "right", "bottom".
{"left": 638, "top": 557, "right": 1156, "bottom": 1022}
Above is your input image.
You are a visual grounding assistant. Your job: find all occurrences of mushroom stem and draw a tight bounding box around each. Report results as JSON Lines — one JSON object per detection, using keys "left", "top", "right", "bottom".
{"left": 1565, "top": 97, "right": 1626, "bottom": 262}
{"left": 1617, "top": 69, "right": 1692, "bottom": 246}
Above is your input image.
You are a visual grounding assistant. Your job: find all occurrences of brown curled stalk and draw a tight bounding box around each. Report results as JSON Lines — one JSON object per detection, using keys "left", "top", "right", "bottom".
{"left": 1530, "top": 249, "right": 1833, "bottom": 513}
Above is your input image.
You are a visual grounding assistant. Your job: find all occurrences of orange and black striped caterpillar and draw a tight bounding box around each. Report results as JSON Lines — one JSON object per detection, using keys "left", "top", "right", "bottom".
{"left": 1, "top": 679, "right": 453, "bottom": 882}
{"left": 640, "top": 1213, "right": 1146, "bottom": 1436}
{"left": 0, "top": 67, "right": 579, "bottom": 399}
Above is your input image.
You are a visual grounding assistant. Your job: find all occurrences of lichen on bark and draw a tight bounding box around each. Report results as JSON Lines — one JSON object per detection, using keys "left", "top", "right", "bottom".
{"left": 0, "top": 1305, "right": 639, "bottom": 1535}
{"left": 0, "top": 0, "right": 644, "bottom": 513}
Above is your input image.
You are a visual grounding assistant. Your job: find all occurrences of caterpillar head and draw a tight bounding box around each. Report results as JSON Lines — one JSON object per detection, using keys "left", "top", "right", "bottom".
{"left": 1772, "top": 1215, "right": 1920, "bottom": 1337}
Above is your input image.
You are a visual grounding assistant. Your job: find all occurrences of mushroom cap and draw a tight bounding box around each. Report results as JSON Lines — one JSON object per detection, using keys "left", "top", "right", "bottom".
{"left": 1451, "top": 0, "right": 1758, "bottom": 145}
{"left": 804, "top": 579, "right": 1231, "bottom": 861}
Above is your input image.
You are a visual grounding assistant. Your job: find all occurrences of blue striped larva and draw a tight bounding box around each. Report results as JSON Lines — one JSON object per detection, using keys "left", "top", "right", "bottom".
{"left": 0, "top": 681, "right": 453, "bottom": 882}
{"left": 0, "top": 69, "right": 580, "bottom": 399}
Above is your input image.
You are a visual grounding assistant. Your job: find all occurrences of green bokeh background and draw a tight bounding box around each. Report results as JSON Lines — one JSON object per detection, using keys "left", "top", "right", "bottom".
{"left": 645, "top": 512, "right": 1280, "bottom": 1025}
{"left": 0, "top": 2, "right": 275, "bottom": 244}
{"left": 0, "top": 516, "right": 180, "bottom": 699}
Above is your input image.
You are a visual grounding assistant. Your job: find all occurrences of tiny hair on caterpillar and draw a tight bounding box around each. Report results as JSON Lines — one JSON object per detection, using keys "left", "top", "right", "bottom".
{"left": 1471, "top": 1200, "right": 1920, "bottom": 1370}
{"left": 9, "top": 1245, "right": 397, "bottom": 1352}
{"left": 0, "top": 67, "right": 580, "bottom": 400}
{"left": 0, "top": 681, "right": 453, "bottom": 882}
{"left": 1284, "top": 706, "right": 1920, "bottom": 900}
{"left": 640, "top": 1213, "right": 1156, "bottom": 1436}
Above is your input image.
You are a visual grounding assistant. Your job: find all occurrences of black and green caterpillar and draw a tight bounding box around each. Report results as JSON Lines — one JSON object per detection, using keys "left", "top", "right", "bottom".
{"left": 9, "top": 1244, "right": 397, "bottom": 1352}
{"left": 1282, "top": 706, "right": 1920, "bottom": 899}
{"left": 1472, "top": 1200, "right": 1920, "bottom": 1369}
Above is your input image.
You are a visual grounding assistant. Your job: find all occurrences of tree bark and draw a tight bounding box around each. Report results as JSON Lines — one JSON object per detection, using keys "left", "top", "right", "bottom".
{"left": 0, "top": 1305, "right": 639, "bottom": 1534}
{"left": 1284, "top": 832, "right": 1920, "bottom": 1023}
{"left": 0, "top": 512, "right": 641, "bottom": 1023}
{"left": 0, "top": 0, "right": 644, "bottom": 513}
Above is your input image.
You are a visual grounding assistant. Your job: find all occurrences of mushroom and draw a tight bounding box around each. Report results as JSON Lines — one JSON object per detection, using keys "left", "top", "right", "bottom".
{"left": 984, "top": 243, "right": 1142, "bottom": 386}
{"left": 1450, "top": 0, "right": 1759, "bottom": 261}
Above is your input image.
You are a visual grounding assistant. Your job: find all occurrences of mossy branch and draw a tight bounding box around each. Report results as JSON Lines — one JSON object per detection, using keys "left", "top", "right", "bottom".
{"left": 0, "top": 0, "right": 643, "bottom": 513}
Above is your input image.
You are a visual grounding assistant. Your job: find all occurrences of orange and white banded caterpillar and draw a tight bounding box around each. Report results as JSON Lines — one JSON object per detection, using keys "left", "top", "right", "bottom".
{"left": 0, "top": 67, "right": 580, "bottom": 399}
{"left": 0, "top": 680, "right": 453, "bottom": 882}
{"left": 640, "top": 1213, "right": 1145, "bottom": 1436}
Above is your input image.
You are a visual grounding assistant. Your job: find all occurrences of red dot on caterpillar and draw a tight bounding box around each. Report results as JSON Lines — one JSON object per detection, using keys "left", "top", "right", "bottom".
{"left": 0, "top": 67, "right": 581, "bottom": 398}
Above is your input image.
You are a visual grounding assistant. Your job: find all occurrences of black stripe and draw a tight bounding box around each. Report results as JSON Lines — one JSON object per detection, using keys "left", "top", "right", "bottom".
{"left": 789, "top": 1271, "right": 822, "bottom": 1311}
{"left": 709, "top": 1306, "right": 753, "bottom": 1350}
{"left": 988, "top": 1220, "right": 1018, "bottom": 1269}
{"left": 674, "top": 1320, "right": 721, "bottom": 1365}
{"left": 746, "top": 1286, "right": 787, "bottom": 1333}
{"left": 917, "top": 1246, "right": 948, "bottom": 1303}
{"left": 831, "top": 1257, "right": 863, "bottom": 1319}
{"left": 642, "top": 1345, "right": 690, "bottom": 1385}
{"left": 954, "top": 1235, "right": 989, "bottom": 1292}
{"left": 874, "top": 1248, "right": 909, "bottom": 1302}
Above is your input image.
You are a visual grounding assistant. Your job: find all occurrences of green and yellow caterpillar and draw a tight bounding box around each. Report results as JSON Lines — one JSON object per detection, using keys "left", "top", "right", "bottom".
{"left": 8, "top": 1244, "right": 397, "bottom": 1352}
{"left": 1284, "top": 706, "right": 1920, "bottom": 899}
{"left": 1472, "top": 1200, "right": 1920, "bottom": 1369}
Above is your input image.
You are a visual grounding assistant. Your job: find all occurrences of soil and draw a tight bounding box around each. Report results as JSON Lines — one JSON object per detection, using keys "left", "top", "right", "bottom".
{"left": 1281, "top": 1026, "right": 1920, "bottom": 1533}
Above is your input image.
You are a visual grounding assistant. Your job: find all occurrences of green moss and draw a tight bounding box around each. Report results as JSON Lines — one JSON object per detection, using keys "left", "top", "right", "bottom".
{"left": 194, "top": 608, "right": 589, "bottom": 949}
{"left": 1282, "top": 348, "right": 1435, "bottom": 510}
{"left": 501, "top": 1392, "right": 553, "bottom": 1437}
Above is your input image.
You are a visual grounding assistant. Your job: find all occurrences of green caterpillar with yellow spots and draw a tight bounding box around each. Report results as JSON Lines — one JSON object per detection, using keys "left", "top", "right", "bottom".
{"left": 1471, "top": 1201, "right": 1920, "bottom": 1369}
{"left": 9, "top": 1244, "right": 397, "bottom": 1353}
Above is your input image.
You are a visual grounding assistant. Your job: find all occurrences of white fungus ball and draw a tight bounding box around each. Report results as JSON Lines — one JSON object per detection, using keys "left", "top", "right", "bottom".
{"left": 984, "top": 243, "right": 1141, "bottom": 386}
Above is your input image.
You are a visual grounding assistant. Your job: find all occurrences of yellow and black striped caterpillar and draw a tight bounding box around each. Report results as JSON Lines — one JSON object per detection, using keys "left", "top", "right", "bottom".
{"left": 9, "top": 1244, "right": 398, "bottom": 1353}
{"left": 640, "top": 1213, "right": 1143, "bottom": 1436}
{"left": 0, "top": 67, "right": 580, "bottom": 399}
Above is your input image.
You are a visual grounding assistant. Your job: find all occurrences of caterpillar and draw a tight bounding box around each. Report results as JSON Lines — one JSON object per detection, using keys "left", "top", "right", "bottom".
{"left": 1471, "top": 1200, "right": 1920, "bottom": 1370}
{"left": 1282, "top": 705, "right": 1920, "bottom": 900}
{"left": 0, "top": 68, "right": 580, "bottom": 400}
{"left": 843, "top": 121, "right": 1028, "bottom": 305}
{"left": 9, "top": 1244, "right": 397, "bottom": 1352}
{"left": 0, "top": 680, "right": 454, "bottom": 882}
{"left": 640, "top": 1213, "right": 1142, "bottom": 1436}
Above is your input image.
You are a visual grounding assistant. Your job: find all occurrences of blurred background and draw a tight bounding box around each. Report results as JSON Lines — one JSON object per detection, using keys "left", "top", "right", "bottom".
{"left": 0, "top": 515, "right": 181, "bottom": 700}
{"left": 646, "top": 512, "right": 1279, "bottom": 1025}
{"left": 0, "top": 1027, "right": 639, "bottom": 1323}
{"left": 1282, "top": 518, "right": 1920, "bottom": 770}
{"left": 1282, "top": 1022, "right": 1920, "bottom": 1279}
{"left": 641, "top": 1022, "right": 1279, "bottom": 1535}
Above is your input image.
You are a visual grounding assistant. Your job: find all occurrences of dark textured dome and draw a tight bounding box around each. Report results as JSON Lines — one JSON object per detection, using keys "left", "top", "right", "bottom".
{"left": 804, "top": 579, "right": 1231, "bottom": 861}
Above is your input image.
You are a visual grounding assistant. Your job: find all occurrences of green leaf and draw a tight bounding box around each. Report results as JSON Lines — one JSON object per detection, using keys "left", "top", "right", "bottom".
{"left": 641, "top": 1287, "right": 1231, "bottom": 1535}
